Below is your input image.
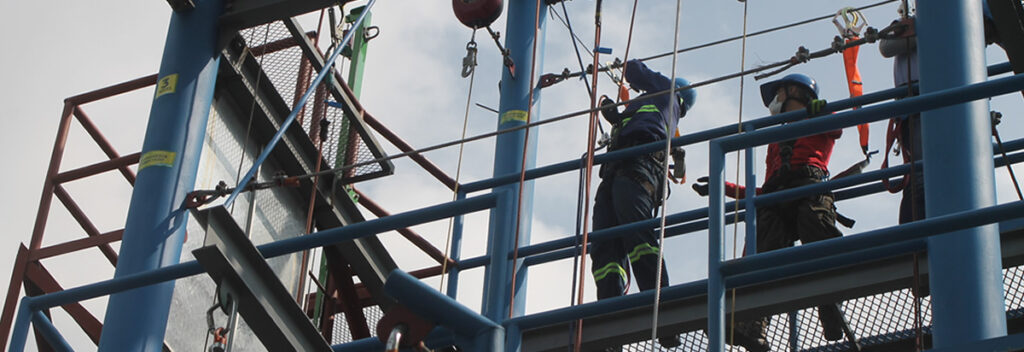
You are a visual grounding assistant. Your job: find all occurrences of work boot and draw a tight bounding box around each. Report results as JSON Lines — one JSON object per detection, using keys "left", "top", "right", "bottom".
{"left": 658, "top": 334, "right": 682, "bottom": 348}
{"left": 730, "top": 332, "right": 770, "bottom": 352}
{"left": 818, "top": 304, "right": 845, "bottom": 341}
{"left": 727, "top": 321, "right": 771, "bottom": 352}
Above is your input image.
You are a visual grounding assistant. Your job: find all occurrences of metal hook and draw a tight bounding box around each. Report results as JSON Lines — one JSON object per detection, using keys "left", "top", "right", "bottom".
{"left": 833, "top": 7, "right": 868, "bottom": 39}
{"left": 461, "top": 34, "right": 478, "bottom": 78}
{"left": 384, "top": 324, "right": 408, "bottom": 352}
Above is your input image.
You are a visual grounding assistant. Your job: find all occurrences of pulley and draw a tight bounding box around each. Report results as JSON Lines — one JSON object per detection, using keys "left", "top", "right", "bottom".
{"left": 452, "top": 0, "right": 503, "bottom": 29}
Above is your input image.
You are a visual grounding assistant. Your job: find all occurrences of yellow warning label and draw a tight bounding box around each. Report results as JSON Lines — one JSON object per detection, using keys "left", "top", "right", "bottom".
{"left": 139, "top": 150, "right": 177, "bottom": 171}
{"left": 154, "top": 74, "right": 178, "bottom": 100}
{"left": 500, "top": 110, "right": 529, "bottom": 124}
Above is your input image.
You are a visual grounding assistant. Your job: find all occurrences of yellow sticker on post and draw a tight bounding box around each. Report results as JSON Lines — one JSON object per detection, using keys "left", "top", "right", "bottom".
{"left": 139, "top": 150, "right": 177, "bottom": 171}
{"left": 154, "top": 74, "right": 178, "bottom": 100}
{"left": 500, "top": 110, "right": 529, "bottom": 124}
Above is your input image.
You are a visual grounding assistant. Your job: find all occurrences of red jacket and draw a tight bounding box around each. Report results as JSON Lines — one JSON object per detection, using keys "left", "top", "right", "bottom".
{"left": 725, "top": 129, "right": 842, "bottom": 198}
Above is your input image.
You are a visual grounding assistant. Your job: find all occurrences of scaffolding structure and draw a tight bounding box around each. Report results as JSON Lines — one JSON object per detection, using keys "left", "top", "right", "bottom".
{"left": 4, "top": 0, "right": 1024, "bottom": 351}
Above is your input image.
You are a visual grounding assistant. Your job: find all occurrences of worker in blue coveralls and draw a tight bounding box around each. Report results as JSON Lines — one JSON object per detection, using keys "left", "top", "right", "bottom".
{"left": 591, "top": 59, "right": 695, "bottom": 350}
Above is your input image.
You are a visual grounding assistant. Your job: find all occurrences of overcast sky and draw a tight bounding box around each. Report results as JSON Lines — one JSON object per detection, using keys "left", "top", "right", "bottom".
{"left": 1, "top": 0, "right": 1023, "bottom": 350}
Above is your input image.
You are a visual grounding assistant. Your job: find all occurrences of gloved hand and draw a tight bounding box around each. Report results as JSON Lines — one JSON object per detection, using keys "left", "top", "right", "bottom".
{"left": 600, "top": 96, "right": 622, "bottom": 124}
{"left": 691, "top": 176, "right": 709, "bottom": 197}
{"left": 807, "top": 99, "right": 828, "bottom": 117}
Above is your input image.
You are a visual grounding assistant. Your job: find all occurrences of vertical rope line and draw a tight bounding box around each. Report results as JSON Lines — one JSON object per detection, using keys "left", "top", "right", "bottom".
{"left": 729, "top": 0, "right": 750, "bottom": 347}
{"left": 652, "top": 0, "right": 683, "bottom": 347}
{"left": 572, "top": 0, "right": 604, "bottom": 349}
{"left": 231, "top": 24, "right": 272, "bottom": 214}
{"left": 618, "top": 0, "right": 640, "bottom": 100}
{"left": 994, "top": 128, "right": 1024, "bottom": 200}
{"left": 440, "top": 29, "right": 478, "bottom": 294}
{"left": 508, "top": 0, "right": 545, "bottom": 318}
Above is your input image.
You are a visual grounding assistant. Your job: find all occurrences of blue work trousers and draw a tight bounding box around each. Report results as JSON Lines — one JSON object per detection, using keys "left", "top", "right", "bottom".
{"left": 590, "top": 157, "right": 669, "bottom": 299}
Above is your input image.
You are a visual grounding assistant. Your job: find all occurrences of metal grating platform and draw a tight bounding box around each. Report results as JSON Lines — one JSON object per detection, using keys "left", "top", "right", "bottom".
{"left": 239, "top": 21, "right": 389, "bottom": 182}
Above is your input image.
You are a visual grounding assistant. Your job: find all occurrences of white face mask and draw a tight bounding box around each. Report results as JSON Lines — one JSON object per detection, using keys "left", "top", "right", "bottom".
{"left": 768, "top": 94, "right": 784, "bottom": 115}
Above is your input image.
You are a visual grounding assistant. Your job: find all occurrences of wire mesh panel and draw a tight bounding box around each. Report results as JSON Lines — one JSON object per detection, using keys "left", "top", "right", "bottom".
{"left": 238, "top": 21, "right": 388, "bottom": 183}
{"left": 331, "top": 306, "right": 385, "bottom": 345}
{"left": 618, "top": 265, "right": 1024, "bottom": 352}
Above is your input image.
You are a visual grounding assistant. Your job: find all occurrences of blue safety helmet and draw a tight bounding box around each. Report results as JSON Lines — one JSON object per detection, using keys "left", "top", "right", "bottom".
{"left": 674, "top": 77, "right": 697, "bottom": 115}
{"left": 759, "top": 73, "right": 819, "bottom": 107}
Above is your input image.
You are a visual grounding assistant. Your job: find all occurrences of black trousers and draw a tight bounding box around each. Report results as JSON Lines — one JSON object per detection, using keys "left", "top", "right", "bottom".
{"left": 590, "top": 157, "right": 669, "bottom": 299}
{"left": 733, "top": 166, "right": 845, "bottom": 342}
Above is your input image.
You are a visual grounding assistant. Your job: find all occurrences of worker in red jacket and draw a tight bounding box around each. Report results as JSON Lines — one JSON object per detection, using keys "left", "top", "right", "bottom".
{"left": 693, "top": 73, "right": 847, "bottom": 351}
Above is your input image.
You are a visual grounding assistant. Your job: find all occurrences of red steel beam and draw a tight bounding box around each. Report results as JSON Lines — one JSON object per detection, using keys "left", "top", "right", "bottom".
{"left": 325, "top": 256, "right": 371, "bottom": 339}
{"left": 64, "top": 74, "right": 158, "bottom": 106}
{"left": 31, "top": 230, "right": 124, "bottom": 261}
{"left": 29, "top": 103, "right": 75, "bottom": 251}
{"left": 358, "top": 108, "right": 458, "bottom": 191}
{"left": 23, "top": 260, "right": 103, "bottom": 345}
{"left": 72, "top": 107, "right": 136, "bottom": 185}
{"left": 0, "top": 246, "right": 31, "bottom": 349}
{"left": 353, "top": 189, "right": 452, "bottom": 266}
{"left": 315, "top": 45, "right": 457, "bottom": 190}
{"left": 249, "top": 31, "right": 317, "bottom": 57}
{"left": 53, "top": 153, "right": 141, "bottom": 185}
{"left": 52, "top": 185, "right": 119, "bottom": 266}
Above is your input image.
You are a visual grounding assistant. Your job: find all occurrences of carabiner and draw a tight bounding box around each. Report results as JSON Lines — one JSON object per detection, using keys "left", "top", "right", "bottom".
{"left": 833, "top": 7, "right": 867, "bottom": 39}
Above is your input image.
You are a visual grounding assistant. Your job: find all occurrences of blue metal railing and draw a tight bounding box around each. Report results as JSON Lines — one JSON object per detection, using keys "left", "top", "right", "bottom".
{"left": 705, "top": 69, "right": 1024, "bottom": 350}
{"left": 7, "top": 39, "right": 1024, "bottom": 351}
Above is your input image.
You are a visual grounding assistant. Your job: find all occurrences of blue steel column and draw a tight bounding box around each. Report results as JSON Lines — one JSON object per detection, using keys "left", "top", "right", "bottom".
{"left": 917, "top": 0, "right": 1007, "bottom": 347}
{"left": 97, "top": 1, "right": 222, "bottom": 350}
{"left": 707, "top": 141, "right": 726, "bottom": 352}
{"left": 481, "top": 0, "right": 547, "bottom": 326}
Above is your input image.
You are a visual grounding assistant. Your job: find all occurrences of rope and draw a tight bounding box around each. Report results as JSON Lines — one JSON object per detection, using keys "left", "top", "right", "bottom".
{"left": 729, "top": 0, "right": 750, "bottom": 347}
{"left": 572, "top": 0, "right": 605, "bottom": 349}
{"left": 439, "top": 29, "right": 478, "bottom": 294}
{"left": 298, "top": 8, "right": 333, "bottom": 310}
{"left": 549, "top": 0, "right": 898, "bottom": 82}
{"left": 618, "top": 0, "right": 640, "bottom": 101}
{"left": 652, "top": 0, "right": 684, "bottom": 346}
{"left": 190, "top": 28, "right": 895, "bottom": 202}
{"left": 994, "top": 125, "right": 1024, "bottom": 200}
{"left": 231, "top": 24, "right": 273, "bottom": 214}
{"left": 508, "top": 0, "right": 545, "bottom": 318}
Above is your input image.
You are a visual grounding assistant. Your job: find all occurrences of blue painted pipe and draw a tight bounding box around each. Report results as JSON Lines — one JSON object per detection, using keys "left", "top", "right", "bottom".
{"left": 918, "top": 0, "right": 1007, "bottom": 345}
{"left": 708, "top": 141, "right": 727, "bottom": 352}
{"left": 718, "top": 72, "right": 1024, "bottom": 152}
{"left": 725, "top": 239, "right": 927, "bottom": 289}
{"left": 223, "top": 0, "right": 377, "bottom": 207}
{"left": 457, "top": 61, "right": 1009, "bottom": 195}
{"left": 480, "top": 0, "right": 547, "bottom": 323}
{"left": 720, "top": 201, "right": 1024, "bottom": 277}
{"left": 744, "top": 145, "right": 757, "bottom": 256}
{"left": 22, "top": 194, "right": 496, "bottom": 314}
{"left": 331, "top": 327, "right": 457, "bottom": 352}
{"left": 31, "top": 311, "right": 73, "bottom": 352}
{"left": 384, "top": 270, "right": 503, "bottom": 351}
{"left": 505, "top": 279, "right": 708, "bottom": 331}
{"left": 446, "top": 191, "right": 467, "bottom": 299}
{"left": 385, "top": 270, "right": 500, "bottom": 336}
{"left": 99, "top": 0, "right": 223, "bottom": 349}
{"left": 6, "top": 298, "right": 31, "bottom": 352}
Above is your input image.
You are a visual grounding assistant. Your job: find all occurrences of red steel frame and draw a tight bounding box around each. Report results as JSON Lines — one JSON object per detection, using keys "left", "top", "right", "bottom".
{"left": 0, "top": 74, "right": 156, "bottom": 350}
{"left": 0, "top": 28, "right": 465, "bottom": 349}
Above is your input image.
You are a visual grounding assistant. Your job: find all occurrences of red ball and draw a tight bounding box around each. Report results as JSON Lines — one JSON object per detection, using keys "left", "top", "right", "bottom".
{"left": 452, "top": 0, "right": 503, "bottom": 29}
